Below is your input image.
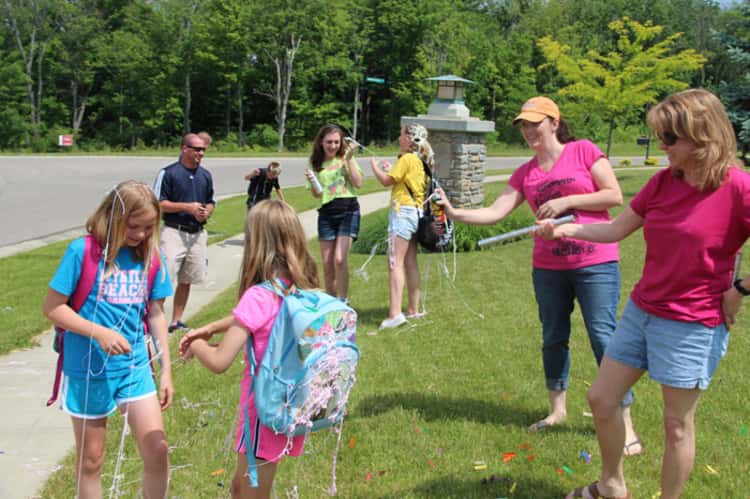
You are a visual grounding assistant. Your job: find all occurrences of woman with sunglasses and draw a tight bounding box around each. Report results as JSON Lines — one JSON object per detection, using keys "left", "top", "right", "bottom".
{"left": 538, "top": 88, "right": 750, "bottom": 499}
{"left": 305, "top": 124, "right": 363, "bottom": 303}
{"left": 436, "top": 96, "right": 639, "bottom": 449}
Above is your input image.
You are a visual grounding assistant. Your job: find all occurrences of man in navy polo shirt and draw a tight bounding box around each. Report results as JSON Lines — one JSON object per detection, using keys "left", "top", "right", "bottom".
{"left": 153, "top": 133, "right": 216, "bottom": 333}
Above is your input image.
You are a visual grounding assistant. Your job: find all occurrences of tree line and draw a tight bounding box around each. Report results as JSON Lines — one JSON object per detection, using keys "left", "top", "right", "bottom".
{"left": 0, "top": 0, "right": 747, "bottom": 154}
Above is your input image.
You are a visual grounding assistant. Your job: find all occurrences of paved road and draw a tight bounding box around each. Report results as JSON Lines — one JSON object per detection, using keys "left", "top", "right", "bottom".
{"left": 0, "top": 154, "right": 652, "bottom": 254}
{"left": 0, "top": 155, "right": 531, "bottom": 252}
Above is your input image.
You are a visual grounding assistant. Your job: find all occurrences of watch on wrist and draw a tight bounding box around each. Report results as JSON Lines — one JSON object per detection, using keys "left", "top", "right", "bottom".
{"left": 734, "top": 279, "right": 750, "bottom": 296}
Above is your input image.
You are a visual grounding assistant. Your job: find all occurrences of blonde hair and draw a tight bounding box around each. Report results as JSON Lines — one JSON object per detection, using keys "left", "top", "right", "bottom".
{"left": 404, "top": 124, "right": 435, "bottom": 170}
{"left": 648, "top": 88, "right": 737, "bottom": 191}
{"left": 238, "top": 200, "right": 319, "bottom": 298}
{"left": 85, "top": 180, "right": 161, "bottom": 273}
{"left": 268, "top": 161, "right": 282, "bottom": 175}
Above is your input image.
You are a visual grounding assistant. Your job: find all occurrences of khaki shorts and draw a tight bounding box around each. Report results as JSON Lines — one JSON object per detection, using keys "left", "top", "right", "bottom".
{"left": 160, "top": 225, "right": 208, "bottom": 285}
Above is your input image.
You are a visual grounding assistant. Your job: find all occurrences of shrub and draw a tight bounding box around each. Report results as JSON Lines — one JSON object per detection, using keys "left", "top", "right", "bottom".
{"left": 644, "top": 157, "right": 660, "bottom": 166}
{"left": 352, "top": 207, "right": 536, "bottom": 254}
{"left": 248, "top": 124, "right": 279, "bottom": 149}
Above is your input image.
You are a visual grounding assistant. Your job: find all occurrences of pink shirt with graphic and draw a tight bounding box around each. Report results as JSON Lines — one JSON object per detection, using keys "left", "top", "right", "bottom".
{"left": 232, "top": 283, "right": 305, "bottom": 460}
{"left": 630, "top": 167, "right": 750, "bottom": 326}
{"left": 509, "top": 140, "right": 619, "bottom": 270}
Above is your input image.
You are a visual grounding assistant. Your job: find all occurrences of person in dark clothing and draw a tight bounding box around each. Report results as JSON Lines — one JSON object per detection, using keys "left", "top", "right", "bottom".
{"left": 245, "top": 161, "right": 284, "bottom": 210}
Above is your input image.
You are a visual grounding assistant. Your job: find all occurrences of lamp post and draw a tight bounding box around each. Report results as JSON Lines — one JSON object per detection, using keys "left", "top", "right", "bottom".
{"left": 425, "top": 75, "right": 473, "bottom": 118}
{"left": 401, "top": 74, "right": 495, "bottom": 208}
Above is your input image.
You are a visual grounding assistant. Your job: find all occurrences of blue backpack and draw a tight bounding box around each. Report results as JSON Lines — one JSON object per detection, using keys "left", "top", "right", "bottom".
{"left": 244, "top": 281, "right": 359, "bottom": 486}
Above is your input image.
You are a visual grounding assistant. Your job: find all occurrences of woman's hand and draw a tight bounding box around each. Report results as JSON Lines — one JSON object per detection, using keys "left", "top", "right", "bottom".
{"left": 344, "top": 142, "right": 355, "bottom": 161}
{"left": 95, "top": 327, "right": 132, "bottom": 355}
{"left": 722, "top": 286, "right": 743, "bottom": 328}
{"left": 536, "top": 197, "right": 570, "bottom": 219}
{"left": 532, "top": 219, "right": 565, "bottom": 240}
{"left": 432, "top": 188, "right": 455, "bottom": 217}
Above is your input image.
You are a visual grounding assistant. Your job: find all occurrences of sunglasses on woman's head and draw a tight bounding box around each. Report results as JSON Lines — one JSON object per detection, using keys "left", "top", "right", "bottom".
{"left": 658, "top": 131, "right": 678, "bottom": 146}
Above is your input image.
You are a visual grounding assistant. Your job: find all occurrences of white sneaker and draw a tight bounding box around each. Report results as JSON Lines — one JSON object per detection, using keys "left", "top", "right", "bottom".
{"left": 379, "top": 313, "right": 407, "bottom": 329}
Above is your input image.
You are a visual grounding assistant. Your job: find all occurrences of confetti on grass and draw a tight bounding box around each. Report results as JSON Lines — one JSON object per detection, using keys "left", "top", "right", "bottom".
{"left": 210, "top": 468, "right": 225, "bottom": 476}
{"left": 473, "top": 460, "right": 488, "bottom": 471}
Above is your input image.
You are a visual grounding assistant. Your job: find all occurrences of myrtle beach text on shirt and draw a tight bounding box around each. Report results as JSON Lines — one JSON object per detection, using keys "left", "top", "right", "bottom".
{"left": 97, "top": 269, "right": 148, "bottom": 304}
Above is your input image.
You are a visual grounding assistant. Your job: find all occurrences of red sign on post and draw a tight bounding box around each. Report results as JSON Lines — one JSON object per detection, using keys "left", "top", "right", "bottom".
{"left": 58, "top": 134, "right": 73, "bottom": 147}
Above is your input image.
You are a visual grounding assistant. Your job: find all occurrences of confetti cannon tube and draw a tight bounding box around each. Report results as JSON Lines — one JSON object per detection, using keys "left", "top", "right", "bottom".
{"left": 478, "top": 215, "right": 575, "bottom": 248}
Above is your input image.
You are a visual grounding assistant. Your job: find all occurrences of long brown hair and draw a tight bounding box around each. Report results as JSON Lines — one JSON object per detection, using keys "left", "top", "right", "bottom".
{"left": 238, "top": 200, "right": 319, "bottom": 298}
{"left": 85, "top": 180, "right": 161, "bottom": 274}
{"left": 648, "top": 88, "right": 737, "bottom": 191}
{"left": 555, "top": 118, "right": 576, "bottom": 144}
{"left": 309, "top": 124, "right": 346, "bottom": 172}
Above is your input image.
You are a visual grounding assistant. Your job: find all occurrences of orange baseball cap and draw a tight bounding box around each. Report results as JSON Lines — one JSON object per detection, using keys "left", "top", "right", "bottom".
{"left": 513, "top": 96, "right": 560, "bottom": 124}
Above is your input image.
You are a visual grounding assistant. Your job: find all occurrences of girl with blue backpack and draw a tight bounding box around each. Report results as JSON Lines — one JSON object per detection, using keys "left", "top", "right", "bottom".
{"left": 43, "top": 180, "right": 174, "bottom": 498}
{"left": 180, "top": 200, "right": 324, "bottom": 498}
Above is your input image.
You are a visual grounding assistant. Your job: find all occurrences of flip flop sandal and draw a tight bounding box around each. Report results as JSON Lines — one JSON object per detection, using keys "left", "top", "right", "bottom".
{"left": 623, "top": 436, "right": 644, "bottom": 457}
{"left": 567, "top": 481, "right": 632, "bottom": 499}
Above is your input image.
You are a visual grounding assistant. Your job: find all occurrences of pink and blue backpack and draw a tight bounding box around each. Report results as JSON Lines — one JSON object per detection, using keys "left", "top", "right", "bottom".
{"left": 244, "top": 281, "right": 359, "bottom": 487}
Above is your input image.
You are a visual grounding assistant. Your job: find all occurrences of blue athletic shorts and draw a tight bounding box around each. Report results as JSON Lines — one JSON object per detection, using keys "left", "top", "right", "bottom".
{"left": 605, "top": 300, "right": 729, "bottom": 390}
{"left": 60, "top": 368, "right": 156, "bottom": 419}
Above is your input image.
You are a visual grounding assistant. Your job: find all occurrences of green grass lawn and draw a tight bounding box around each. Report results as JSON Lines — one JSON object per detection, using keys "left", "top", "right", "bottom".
{"left": 38, "top": 170, "right": 750, "bottom": 498}
{"left": 0, "top": 180, "right": 386, "bottom": 355}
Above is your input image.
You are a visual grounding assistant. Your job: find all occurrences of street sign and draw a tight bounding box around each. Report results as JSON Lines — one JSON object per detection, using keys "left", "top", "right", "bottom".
{"left": 365, "top": 77, "right": 385, "bottom": 84}
{"left": 58, "top": 134, "right": 73, "bottom": 147}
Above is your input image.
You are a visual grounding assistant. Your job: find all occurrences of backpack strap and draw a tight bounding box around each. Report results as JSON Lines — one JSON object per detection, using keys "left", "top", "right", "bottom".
{"left": 243, "top": 279, "right": 287, "bottom": 488}
{"left": 71, "top": 235, "right": 102, "bottom": 310}
{"left": 244, "top": 339, "right": 261, "bottom": 488}
{"left": 47, "top": 235, "right": 102, "bottom": 407}
{"left": 142, "top": 249, "right": 162, "bottom": 334}
{"left": 402, "top": 157, "right": 432, "bottom": 209}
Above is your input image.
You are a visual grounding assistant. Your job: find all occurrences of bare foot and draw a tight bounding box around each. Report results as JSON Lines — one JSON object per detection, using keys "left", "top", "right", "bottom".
{"left": 528, "top": 413, "right": 566, "bottom": 432}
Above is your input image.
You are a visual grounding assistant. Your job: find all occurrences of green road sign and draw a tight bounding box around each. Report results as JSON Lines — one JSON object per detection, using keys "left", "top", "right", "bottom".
{"left": 365, "top": 77, "right": 385, "bottom": 84}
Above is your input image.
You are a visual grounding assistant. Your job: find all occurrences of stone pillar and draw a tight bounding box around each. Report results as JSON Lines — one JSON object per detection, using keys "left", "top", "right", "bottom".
{"left": 402, "top": 112, "right": 494, "bottom": 208}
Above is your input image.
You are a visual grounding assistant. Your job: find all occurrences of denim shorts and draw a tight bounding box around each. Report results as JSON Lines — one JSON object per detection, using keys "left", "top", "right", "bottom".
{"left": 60, "top": 369, "right": 156, "bottom": 419}
{"left": 388, "top": 205, "right": 419, "bottom": 241}
{"left": 605, "top": 300, "right": 729, "bottom": 390}
{"left": 317, "top": 203, "right": 360, "bottom": 241}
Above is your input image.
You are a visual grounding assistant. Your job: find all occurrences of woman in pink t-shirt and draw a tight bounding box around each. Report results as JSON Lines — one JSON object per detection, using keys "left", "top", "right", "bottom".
{"left": 436, "top": 96, "right": 639, "bottom": 448}
{"left": 180, "top": 200, "right": 319, "bottom": 498}
{"left": 539, "top": 89, "right": 750, "bottom": 499}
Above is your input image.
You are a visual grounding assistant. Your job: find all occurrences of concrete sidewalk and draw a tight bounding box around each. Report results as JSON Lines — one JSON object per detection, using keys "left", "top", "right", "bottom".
{"left": 0, "top": 189, "right": 392, "bottom": 499}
